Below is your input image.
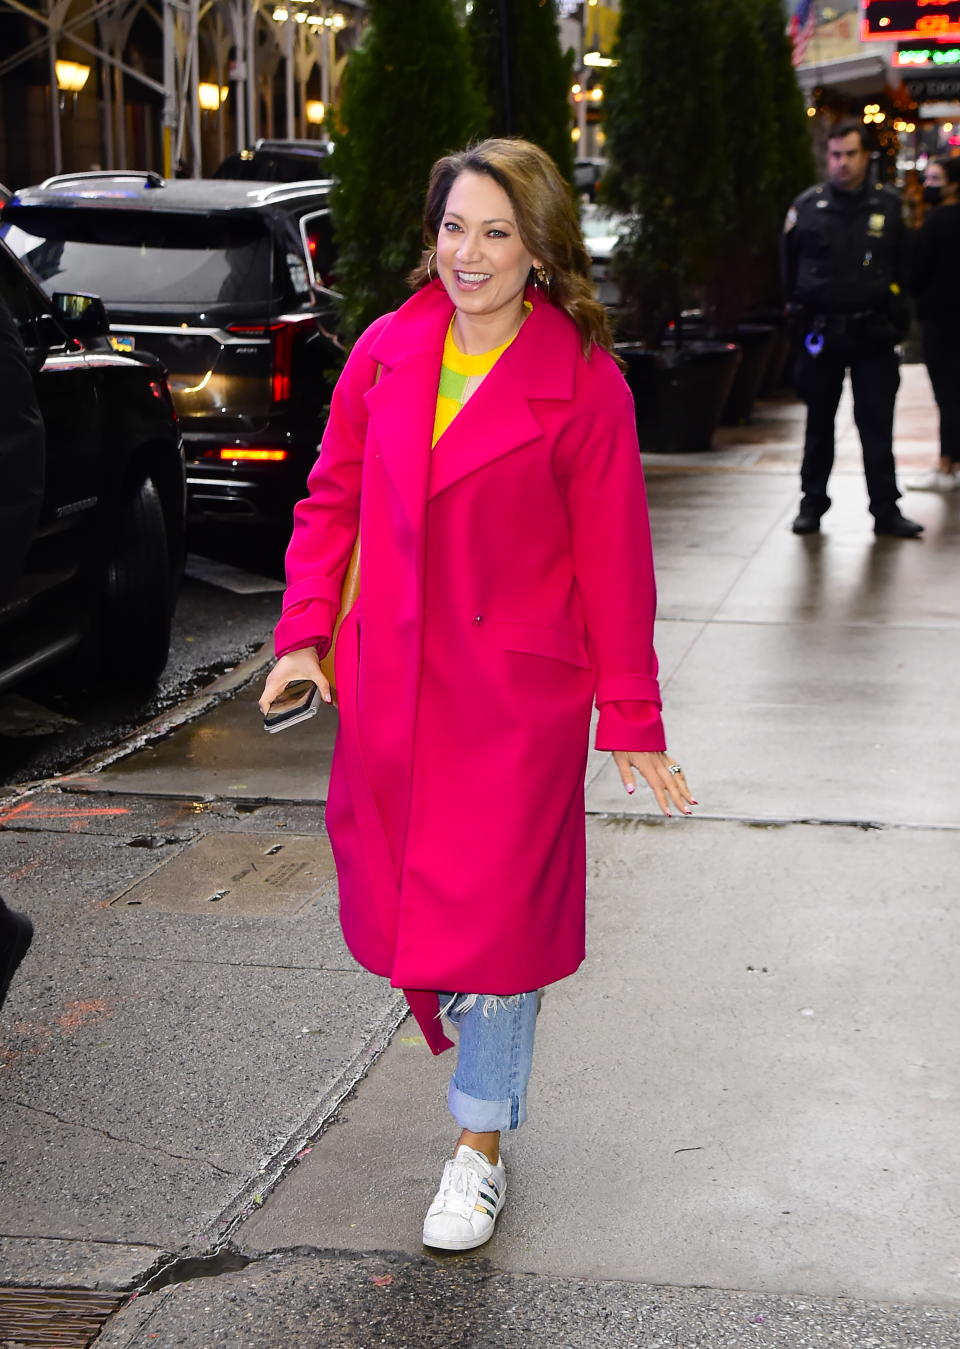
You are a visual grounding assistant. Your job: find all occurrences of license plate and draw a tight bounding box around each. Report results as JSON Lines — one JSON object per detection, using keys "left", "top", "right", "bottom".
{"left": 109, "top": 335, "right": 135, "bottom": 352}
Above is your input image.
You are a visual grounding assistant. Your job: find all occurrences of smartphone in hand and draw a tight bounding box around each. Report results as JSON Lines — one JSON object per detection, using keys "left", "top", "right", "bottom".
{"left": 262, "top": 679, "right": 321, "bottom": 733}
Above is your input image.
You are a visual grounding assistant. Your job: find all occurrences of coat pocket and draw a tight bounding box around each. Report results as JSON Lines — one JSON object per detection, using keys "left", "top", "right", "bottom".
{"left": 490, "top": 620, "right": 591, "bottom": 669}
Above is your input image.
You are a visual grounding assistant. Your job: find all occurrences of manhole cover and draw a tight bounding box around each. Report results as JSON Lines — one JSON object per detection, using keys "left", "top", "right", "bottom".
{"left": 0, "top": 1286, "right": 123, "bottom": 1348}
{"left": 109, "top": 832, "right": 336, "bottom": 916}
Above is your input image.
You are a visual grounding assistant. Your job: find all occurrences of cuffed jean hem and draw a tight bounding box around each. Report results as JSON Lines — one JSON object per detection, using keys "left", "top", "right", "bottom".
{"left": 447, "top": 1079, "right": 527, "bottom": 1133}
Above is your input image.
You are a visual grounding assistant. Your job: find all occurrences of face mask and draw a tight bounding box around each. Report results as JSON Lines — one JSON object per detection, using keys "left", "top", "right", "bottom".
{"left": 923, "top": 185, "right": 943, "bottom": 206}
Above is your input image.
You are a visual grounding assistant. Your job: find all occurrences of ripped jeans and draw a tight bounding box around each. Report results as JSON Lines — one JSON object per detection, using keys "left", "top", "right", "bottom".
{"left": 438, "top": 991, "right": 540, "bottom": 1133}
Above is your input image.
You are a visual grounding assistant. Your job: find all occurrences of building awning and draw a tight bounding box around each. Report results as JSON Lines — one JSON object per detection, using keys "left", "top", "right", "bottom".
{"left": 796, "top": 52, "right": 890, "bottom": 95}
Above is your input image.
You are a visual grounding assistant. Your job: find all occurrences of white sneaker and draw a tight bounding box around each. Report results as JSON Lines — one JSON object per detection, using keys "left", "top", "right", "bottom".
{"left": 422, "top": 1145, "right": 507, "bottom": 1251}
{"left": 906, "top": 470, "right": 958, "bottom": 492}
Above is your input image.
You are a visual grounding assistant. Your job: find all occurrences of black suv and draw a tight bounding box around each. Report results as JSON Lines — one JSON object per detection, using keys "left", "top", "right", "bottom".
{"left": 0, "top": 238, "right": 185, "bottom": 694}
{"left": 1, "top": 173, "right": 342, "bottom": 523}
{"left": 214, "top": 138, "right": 335, "bottom": 184}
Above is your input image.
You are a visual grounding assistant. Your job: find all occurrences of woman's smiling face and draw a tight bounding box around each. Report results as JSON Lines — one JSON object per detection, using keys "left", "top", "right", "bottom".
{"left": 435, "top": 170, "right": 538, "bottom": 326}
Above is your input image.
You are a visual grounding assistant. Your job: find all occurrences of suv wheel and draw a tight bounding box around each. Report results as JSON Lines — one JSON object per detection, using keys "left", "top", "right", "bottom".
{"left": 98, "top": 474, "right": 173, "bottom": 684}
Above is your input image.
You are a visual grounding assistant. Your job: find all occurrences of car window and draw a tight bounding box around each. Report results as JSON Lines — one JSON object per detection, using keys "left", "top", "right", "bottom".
{"left": 580, "top": 208, "right": 626, "bottom": 241}
{"left": 299, "top": 210, "right": 336, "bottom": 290}
{"left": 0, "top": 208, "right": 277, "bottom": 307}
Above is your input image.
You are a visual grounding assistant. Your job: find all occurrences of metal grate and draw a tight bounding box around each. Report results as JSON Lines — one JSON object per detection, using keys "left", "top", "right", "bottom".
{"left": 0, "top": 1286, "right": 124, "bottom": 1348}
{"left": 108, "top": 831, "right": 336, "bottom": 916}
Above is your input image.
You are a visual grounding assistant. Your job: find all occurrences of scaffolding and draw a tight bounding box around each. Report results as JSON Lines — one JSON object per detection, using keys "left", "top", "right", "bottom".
{"left": 0, "top": 0, "right": 360, "bottom": 177}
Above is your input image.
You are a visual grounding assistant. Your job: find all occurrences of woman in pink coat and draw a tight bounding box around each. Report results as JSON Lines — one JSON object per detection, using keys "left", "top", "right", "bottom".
{"left": 260, "top": 138, "right": 694, "bottom": 1251}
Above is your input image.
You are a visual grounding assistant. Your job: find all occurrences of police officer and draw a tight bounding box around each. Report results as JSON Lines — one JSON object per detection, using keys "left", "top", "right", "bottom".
{"left": 781, "top": 121, "right": 922, "bottom": 538}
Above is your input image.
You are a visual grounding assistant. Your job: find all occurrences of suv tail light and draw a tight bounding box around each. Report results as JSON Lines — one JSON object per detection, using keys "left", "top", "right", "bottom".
{"left": 149, "top": 377, "right": 179, "bottom": 421}
{"left": 222, "top": 448, "right": 287, "bottom": 461}
{"left": 227, "top": 315, "right": 317, "bottom": 405}
{"left": 198, "top": 447, "right": 289, "bottom": 461}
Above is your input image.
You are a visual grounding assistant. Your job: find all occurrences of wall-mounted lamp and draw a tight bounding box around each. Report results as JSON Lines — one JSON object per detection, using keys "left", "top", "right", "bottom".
{"left": 55, "top": 59, "right": 91, "bottom": 93}
{"left": 198, "top": 82, "right": 229, "bottom": 111}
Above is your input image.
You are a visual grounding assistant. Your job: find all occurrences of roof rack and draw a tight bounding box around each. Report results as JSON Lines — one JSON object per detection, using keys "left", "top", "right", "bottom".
{"left": 38, "top": 170, "right": 165, "bottom": 190}
{"left": 253, "top": 138, "right": 332, "bottom": 153}
{"left": 251, "top": 179, "right": 334, "bottom": 204}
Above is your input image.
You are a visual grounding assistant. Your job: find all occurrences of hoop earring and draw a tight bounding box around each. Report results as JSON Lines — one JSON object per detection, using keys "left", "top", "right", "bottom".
{"left": 427, "top": 251, "right": 437, "bottom": 283}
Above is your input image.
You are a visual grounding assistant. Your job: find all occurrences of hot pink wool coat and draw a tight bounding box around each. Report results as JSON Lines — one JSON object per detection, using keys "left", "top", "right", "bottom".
{"left": 275, "top": 281, "right": 665, "bottom": 1052}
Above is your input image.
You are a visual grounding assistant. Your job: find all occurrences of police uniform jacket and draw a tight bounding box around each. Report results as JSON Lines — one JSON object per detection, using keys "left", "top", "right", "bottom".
{"left": 780, "top": 179, "right": 907, "bottom": 318}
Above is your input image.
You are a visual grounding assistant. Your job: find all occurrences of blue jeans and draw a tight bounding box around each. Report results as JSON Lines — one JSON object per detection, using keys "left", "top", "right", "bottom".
{"left": 437, "top": 991, "right": 540, "bottom": 1133}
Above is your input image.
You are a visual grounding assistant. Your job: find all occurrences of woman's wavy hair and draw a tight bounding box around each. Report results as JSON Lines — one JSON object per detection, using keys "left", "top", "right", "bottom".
{"left": 408, "top": 137, "right": 616, "bottom": 360}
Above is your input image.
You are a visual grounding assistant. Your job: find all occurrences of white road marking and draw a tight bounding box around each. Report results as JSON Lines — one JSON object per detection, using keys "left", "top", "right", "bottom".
{"left": 185, "top": 554, "right": 285, "bottom": 594}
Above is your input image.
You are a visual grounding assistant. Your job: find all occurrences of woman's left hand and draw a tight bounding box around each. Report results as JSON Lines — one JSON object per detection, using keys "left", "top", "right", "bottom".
{"left": 612, "top": 751, "right": 696, "bottom": 817}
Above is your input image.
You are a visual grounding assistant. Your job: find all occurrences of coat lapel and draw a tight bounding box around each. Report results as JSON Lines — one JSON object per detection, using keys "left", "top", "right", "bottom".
{"left": 365, "top": 288, "right": 444, "bottom": 529}
{"left": 429, "top": 290, "right": 580, "bottom": 500}
{"left": 428, "top": 360, "right": 545, "bottom": 500}
{"left": 363, "top": 348, "right": 438, "bottom": 530}
{"left": 366, "top": 281, "right": 580, "bottom": 511}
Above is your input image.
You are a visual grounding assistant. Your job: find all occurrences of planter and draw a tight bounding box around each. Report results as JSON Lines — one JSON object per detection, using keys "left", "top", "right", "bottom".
{"left": 758, "top": 323, "right": 791, "bottom": 395}
{"left": 743, "top": 312, "right": 792, "bottom": 396}
{"left": 717, "top": 323, "right": 776, "bottom": 424}
{"left": 617, "top": 340, "right": 742, "bottom": 453}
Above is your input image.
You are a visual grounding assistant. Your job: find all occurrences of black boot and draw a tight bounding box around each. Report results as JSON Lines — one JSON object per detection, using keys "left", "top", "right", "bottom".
{"left": 792, "top": 507, "right": 823, "bottom": 535}
{"left": 874, "top": 513, "right": 924, "bottom": 539}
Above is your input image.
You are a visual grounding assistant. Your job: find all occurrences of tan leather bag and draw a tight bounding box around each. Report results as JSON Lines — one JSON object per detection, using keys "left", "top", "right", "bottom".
{"left": 319, "top": 534, "right": 359, "bottom": 703}
{"left": 318, "top": 363, "right": 379, "bottom": 703}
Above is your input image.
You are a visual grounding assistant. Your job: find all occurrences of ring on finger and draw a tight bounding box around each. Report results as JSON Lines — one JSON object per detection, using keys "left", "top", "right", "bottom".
{"left": 668, "top": 764, "right": 683, "bottom": 776}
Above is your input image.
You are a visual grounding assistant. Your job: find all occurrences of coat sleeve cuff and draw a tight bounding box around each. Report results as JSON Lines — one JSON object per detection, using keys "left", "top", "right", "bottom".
{"left": 274, "top": 597, "right": 336, "bottom": 661}
{"left": 282, "top": 574, "right": 344, "bottom": 609}
{"left": 596, "top": 674, "right": 662, "bottom": 705}
{"left": 594, "top": 700, "right": 667, "bottom": 752}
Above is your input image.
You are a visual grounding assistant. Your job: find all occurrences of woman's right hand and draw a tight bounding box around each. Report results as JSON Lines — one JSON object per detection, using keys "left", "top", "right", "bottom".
{"left": 258, "top": 646, "right": 330, "bottom": 715}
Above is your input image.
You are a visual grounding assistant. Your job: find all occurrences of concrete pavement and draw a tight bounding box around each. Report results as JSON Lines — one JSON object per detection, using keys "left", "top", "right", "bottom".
{"left": 0, "top": 366, "right": 957, "bottom": 1347}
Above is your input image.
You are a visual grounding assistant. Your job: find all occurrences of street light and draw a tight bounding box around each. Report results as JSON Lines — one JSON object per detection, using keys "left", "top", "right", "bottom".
{"left": 305, "top": 99, "right": 325, "bottom": 124}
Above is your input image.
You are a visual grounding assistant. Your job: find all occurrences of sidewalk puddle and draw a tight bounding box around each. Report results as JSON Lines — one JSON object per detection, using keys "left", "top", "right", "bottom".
{"left": 139, "top": 1247, "right": 253, "bottom": 1295}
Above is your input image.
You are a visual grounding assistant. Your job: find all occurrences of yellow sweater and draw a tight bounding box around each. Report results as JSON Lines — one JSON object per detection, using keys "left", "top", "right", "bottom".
{"left": 432, "top": 306, "right": 531, "bottom": 447}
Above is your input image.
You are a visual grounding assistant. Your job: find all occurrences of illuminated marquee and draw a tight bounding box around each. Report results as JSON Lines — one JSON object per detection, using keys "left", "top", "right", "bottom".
{"left": 861, "top": 0, "right": 960, "bottom": 40}
{"left": 894, "top": 42, "right": 960, "bottom": 61}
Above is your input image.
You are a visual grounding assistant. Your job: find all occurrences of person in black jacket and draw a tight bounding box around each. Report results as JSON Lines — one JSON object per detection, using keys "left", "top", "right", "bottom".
{"left": 907, "top": 155, "right": 960, "bottom": 493}
{"left": 781, "top": 122, "right": 923, "bottom": 538}
{"left": 0, "top": 291, "right": 42, "bottom": 1008}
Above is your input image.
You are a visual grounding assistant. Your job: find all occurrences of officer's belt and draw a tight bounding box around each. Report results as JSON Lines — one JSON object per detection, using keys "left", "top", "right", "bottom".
{"left": 808, "top": 309, "right": 881, "bottom": 323}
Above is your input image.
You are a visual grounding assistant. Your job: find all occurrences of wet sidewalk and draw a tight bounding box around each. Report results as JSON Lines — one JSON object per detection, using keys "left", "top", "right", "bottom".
{"left": 0, "top": 367, "right": 957, "bottom": 1348}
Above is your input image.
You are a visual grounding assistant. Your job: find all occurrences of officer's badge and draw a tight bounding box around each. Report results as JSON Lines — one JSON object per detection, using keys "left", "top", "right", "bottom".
{"left": 783, "top": 206, "right": 798, "bottom": 233}
{"left": 868, "top": 212, "right": 885, "bottom": 235}
{"left": 816, "top": 199, "right": 828, "bottom": 208}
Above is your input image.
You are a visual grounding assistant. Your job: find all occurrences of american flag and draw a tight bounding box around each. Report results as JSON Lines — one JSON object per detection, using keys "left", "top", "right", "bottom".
{"left": 789, "top": 0, "right": 817, "bottom": 66}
